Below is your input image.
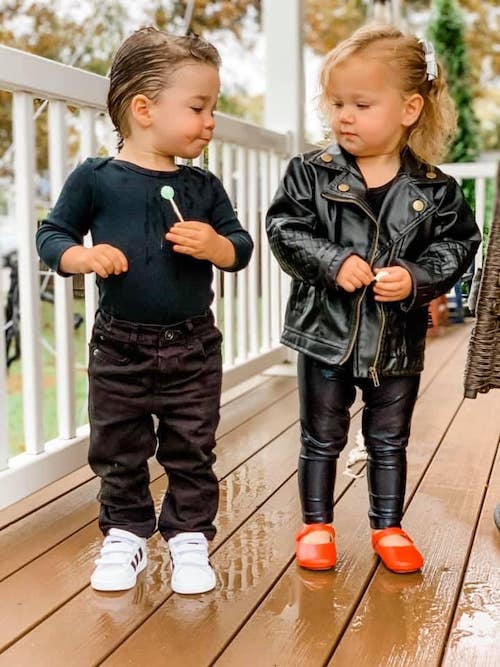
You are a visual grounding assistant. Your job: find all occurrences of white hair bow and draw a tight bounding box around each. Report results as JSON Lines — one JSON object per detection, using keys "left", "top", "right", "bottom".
{"left": 419, "top": 39, "right": 438, "bottom": 81}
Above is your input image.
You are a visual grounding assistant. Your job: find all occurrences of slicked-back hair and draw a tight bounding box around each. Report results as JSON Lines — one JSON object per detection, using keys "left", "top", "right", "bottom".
{"left": 107, "top": 27, "right": 221, "bottom": 150}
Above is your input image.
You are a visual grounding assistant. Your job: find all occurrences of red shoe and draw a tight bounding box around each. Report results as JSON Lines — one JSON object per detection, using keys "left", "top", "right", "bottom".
{"left": 371, "top": 527, "right": 423, "bottom": 573}
{"left": 295, "top": 524, "right": 336, "bottom": 570}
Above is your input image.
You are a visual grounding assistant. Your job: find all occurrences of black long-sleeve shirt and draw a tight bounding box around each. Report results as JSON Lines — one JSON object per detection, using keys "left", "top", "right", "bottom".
{"left": 36, "top": 158, "right": 253, "bottom": 324}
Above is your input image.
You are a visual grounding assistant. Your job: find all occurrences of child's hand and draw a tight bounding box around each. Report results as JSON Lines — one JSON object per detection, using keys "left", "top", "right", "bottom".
{"left": 60, "top": 244, "right": 128, "bottom": 278}
{"left": 336, "top": 255, "right": 375, "bottom": 292}
{"left": 373, "top": 266, "right": 413, "bottom": 301}
{"left": 166, "top": 221, "right": 236, "bottom": 268}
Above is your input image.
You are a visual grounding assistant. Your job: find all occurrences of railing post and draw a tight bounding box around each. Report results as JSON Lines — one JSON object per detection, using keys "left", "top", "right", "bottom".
{"left": 13, "top": 91, "right": 44, "bottom": 453}
{"left": 263, "top": 0, "right": 305, "bottom": 155}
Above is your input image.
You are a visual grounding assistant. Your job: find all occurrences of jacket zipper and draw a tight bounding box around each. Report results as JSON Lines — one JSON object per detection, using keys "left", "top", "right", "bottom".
{"left": 368, "top": 246, "right": 396, "bottom": 387}
{"left": 322, "top": 192, "right": 384, "bottom": 384}
{"left": 368, "top": 308, "right": 385, "bottom": 387}
{"left": 323, "top": 193, "right": 385, "bottom": 374}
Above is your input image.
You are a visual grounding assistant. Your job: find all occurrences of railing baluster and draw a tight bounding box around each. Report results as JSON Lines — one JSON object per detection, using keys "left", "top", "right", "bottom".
{"left": 222, "top": 143, "right": 235, "bottom": 366}
{"left": 269, "top": 153, "right": 281, "bottom": 346}
{"left": 259, "top": 150, "right": 271, "bottom": 352}
{"left": 247, "top": 149, "right": 259, "bottom": 357}
{"left": 14, "top": 91, "right": 44, "bottom": 454}
{"left": 208, "top": 140, "right": 220, "bottom": 326}
{"left": 279, "top": 157, "right": 291, "bottom": 333}
{"left": 236, "top": 146, "right": 248, "bottom": 362}
{"left": 49, "top": 100, "right": 76, "bottom": 439}
{"left": 474, "top": 177, "right": 486, "bottom": 268}
{"left": 80, "top": 107, "right": 98, "bottom": 349}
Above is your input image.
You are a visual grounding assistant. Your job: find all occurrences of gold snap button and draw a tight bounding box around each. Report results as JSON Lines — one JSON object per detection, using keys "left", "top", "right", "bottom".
{"left": 426, "top": 171, "right": 437, "bottom": 179}
{"left": 412, "top": 199, "right": 425, "bottom": 211}
{"left": 320, "top": 153, "right": 333, "bottom": 163}
{"left": 338, "top": 183, "right": 350, "bottom": 192}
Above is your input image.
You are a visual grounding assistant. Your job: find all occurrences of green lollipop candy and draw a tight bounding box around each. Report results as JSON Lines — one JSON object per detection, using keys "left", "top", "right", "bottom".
{"left": 160, "top": 185, "right": 184, "bottom": 222}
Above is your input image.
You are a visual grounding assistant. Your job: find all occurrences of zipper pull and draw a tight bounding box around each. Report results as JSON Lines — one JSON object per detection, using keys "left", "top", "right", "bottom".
{"left": 369, "top": 367, "right": 380, "bottom": 387}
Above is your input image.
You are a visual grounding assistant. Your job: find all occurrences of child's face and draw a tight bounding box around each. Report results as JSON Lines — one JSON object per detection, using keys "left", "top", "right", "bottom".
{"left": 148, "top": 62, "right": 220, "bottom": 159}
{"left": 327, "top": 56, "right": 414, "bottom": 159}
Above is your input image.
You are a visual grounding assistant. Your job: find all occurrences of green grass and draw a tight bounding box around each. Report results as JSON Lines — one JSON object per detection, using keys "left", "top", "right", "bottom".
{"left": 7, "top": 298, "right": 89, "bottom": 456}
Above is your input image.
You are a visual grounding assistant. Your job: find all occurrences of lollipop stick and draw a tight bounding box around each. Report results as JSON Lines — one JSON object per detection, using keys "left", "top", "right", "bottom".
{"left": 160, "top": 185, "right": 185, "bottom": 223}
{"left": 169, "top": 198, "right": 185, "bottom": 223}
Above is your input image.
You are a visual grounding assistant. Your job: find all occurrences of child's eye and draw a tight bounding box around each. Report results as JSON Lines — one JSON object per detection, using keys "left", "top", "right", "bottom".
{"left": 357, "top": 104, "right": 370, "bottom": 109}
{"left": 191, "top": 107, "right": 203, "bottom": 113}
{"left": 331, "top": 102, "right": 343, "bottom": 108}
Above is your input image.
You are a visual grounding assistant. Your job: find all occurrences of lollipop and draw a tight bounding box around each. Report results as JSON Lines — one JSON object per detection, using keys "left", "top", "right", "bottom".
{"left": 160, "top": 185, "right": 185, "bottom": 223}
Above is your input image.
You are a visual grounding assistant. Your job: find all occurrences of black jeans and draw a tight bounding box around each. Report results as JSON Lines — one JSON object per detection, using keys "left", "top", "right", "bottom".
{"left": 88, "top": 309, "right": 222, "bottom": 541}
{"left": 298, "top": 354, "right": 420, "bottom": 529}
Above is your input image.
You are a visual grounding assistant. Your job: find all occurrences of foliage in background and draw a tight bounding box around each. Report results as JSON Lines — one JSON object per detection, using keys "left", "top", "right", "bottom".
{"left": 428, "top": 0, "right": 480, "bottom": 162}
{"left": 459, "top": 0, "right": 499, "bottom": 151}
{"left": 305, "top": 0, "right": 365, "bottom": 54}
{"left": 155, "top": 0, "right": 259, "bottom": 36}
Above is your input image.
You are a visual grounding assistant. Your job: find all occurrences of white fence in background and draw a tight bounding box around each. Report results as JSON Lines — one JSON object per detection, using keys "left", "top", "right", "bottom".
{"left": 0, "top": 44, "right": 497, "bottom": 509}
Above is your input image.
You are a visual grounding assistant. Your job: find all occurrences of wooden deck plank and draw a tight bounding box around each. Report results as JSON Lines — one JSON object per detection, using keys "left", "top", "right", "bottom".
{"left": 328, "top": 391, "right": 500, "bottom": 666}
{"left": 442, "top": 439, "right": 500, "bottom": 667}
{"left": 0, "top": 389, "right": 300, "bottom": 654}
{"left": 0, "top": 376, "right": 296, "bottom": 580}
{"left": 214, "top": 331, "right": 473, "bottom": 666}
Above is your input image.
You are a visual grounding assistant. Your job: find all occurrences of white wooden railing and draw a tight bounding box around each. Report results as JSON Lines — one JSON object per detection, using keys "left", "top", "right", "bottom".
{"left": 0, "top": 44, "right": 497, "bottom": 509}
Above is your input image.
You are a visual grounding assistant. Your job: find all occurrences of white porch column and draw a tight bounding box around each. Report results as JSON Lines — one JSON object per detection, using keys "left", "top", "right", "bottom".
{"left": 263, "top": 0, "right": 305, "bottom": 155}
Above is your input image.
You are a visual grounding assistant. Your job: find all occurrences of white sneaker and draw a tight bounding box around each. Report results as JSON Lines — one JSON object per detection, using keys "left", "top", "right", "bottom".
{"left": 91, "top": 528, "right": 147, "bottom": 591}
{"left": 168, "top": 532, "right": 216, "bottom": 594}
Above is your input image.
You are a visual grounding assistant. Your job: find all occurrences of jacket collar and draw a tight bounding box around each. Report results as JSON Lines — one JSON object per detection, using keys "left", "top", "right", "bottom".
{"left": 307, "top": 143, "right": 448, "bottom": 186}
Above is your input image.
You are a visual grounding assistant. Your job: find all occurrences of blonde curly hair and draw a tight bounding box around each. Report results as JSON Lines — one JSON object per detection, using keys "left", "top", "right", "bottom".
{"left": 319, "top": 24, "right": 457, "bottom": 165}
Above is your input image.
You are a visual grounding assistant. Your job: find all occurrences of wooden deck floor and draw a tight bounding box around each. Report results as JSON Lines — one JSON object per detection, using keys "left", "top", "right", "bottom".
{"left": 0, "top": 322, "right": 499, "bottom": 667}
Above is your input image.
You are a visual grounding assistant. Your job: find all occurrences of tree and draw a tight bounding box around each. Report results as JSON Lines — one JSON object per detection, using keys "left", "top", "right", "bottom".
{"left": 305, "top": 0, "right": 366, "bottom": 55}
{"left": 157, "top": 0, "right": 260, "bottom": 37}
{"left": 427, "top": 0, "right": 480, "bottom": 162}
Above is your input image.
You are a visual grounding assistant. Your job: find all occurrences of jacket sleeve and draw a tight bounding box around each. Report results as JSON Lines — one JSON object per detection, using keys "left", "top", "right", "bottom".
{"left": 396, "top": 177, "right": 481, "bottom": 311}
{"left": 266, "top": 155, "right": 353, "bottom": 288}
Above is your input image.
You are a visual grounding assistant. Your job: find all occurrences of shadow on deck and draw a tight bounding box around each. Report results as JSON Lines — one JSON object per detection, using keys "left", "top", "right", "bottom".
{"left": 0, "top": 322, "right": 498, "bottom": 667}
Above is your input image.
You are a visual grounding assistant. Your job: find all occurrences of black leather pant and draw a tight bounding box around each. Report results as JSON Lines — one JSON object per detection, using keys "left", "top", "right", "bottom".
{"left": 298, "top": 354, "right": 420, "bottom": 529}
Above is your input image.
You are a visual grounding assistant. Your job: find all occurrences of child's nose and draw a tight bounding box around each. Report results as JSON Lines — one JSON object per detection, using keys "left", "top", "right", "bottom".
{"left": 205, "top": 114, "right": 216, "bottom": 130}
{"left": 339, "top": 106, "right": 354, "bottom": 123}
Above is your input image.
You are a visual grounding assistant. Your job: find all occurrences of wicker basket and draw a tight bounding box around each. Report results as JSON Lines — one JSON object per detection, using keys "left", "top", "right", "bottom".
{"left": 464, "top": 166, "right": 500, "bottom": 398}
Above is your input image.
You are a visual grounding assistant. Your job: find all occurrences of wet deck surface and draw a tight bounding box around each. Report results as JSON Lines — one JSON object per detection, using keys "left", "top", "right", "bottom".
{"left": 0, "top": 322, "right": 499, "bottom": 667}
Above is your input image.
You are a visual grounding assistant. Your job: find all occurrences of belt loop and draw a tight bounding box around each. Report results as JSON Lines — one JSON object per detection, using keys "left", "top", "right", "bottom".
{"left": 185, "top": 319, "right": 194, "bottom": 348}
{"left": 128, "top": 328, "right": 138, "bottom": 346}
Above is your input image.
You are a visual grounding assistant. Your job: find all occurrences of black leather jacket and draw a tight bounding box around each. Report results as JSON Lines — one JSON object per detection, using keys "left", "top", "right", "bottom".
{"left": 266, "top": 146, "right": 481, "bottom": 381}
